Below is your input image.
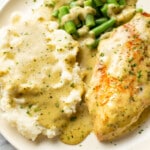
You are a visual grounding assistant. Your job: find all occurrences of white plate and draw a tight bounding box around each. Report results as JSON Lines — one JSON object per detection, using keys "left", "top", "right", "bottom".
{"left": 0, "top": 0, "right": 150, "bottom": 150}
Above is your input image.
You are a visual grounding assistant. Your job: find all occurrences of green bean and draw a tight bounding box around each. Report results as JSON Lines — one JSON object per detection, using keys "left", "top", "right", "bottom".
{"left": 107, "top": 0, "right": 118, "bottom": 4}
{"left": 90, "top": 18, "right": 116, "bottom": 37}
{"left": 86, "top": 14, "right": 95, "bottom": 28}
{"left": 64, "top": 20, "right": 77, "bottom": 34}
{"left": 95, "top": 17, "right": 108, "bottom": 25}
{"left": 118, "top": 0, "right": 126, "bottom": 5}
{"left": 84, "top": 0, "right": 93, "bottom": 7}
{"left": 52, "top": 10, "right": 59, "bottom": 18}
{"left": 87, "top": 39, "right": 100, "bottom": 49}
{"left": 101, "top": 4, "right": 108, "bottom": 17}
{"left": 94, "top": 0, "right": 103, "bottom": 7}
{"left": 58, "top": 6, "right": 69, "bottom": 20}
{"left": 52, "top": 0, "right": 123, "bottom": 45}
{"left": 101, "top": 0, "right": 107, "bottom": 2}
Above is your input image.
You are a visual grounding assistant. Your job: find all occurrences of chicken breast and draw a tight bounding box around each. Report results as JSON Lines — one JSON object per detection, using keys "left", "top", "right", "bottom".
{"left": 86, "top": 13, "right": 150, "bottom": 141}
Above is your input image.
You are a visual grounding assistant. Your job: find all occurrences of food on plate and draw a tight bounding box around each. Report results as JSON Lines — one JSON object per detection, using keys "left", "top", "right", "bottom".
{"left": 0, "top": 8, "right": 88, "bottom": 142}
{"left": 86, "top": 12, "right": 150, "bottom": 141}
{"left": 0, "top": 0, "right": 149, "bottom": 146}
{"left": 47, "top": 0, "right": 136, "bottom": 49}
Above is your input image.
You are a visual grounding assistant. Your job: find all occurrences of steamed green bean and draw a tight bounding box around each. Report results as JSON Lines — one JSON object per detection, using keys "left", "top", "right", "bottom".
{"left": 86, "top": 14, "right": 96, "bottom": 28}
{"left": 84, "top": 0, "right": 93, "bottom": 7}
{"left": 64, "top": 20, "right": 77, "bottom": 34}
{"left": 91, "top": 18, "right": 116, "bottom": 37}
{"left": 119, "top": 0, "right": 126, "bottom": 5}
{"left": 58, "top": 6, "right": 69, "bottom": 20}
{"left": 101, "top": 4, "right": 108, "bottom": 17}
{"left": 95, "top": 17, "right": 108, "bottom": 25}
{"left": 94, "top": 0, "right": 103, "bottom": 7}
{"left": 50, "top": 0, "right": 129, "bottom": 49}
{"left": 52, "top": 10, "right": 59, "bottom": 18}
{"left": 107, "top": 0, "right": 118, "bottom": 4}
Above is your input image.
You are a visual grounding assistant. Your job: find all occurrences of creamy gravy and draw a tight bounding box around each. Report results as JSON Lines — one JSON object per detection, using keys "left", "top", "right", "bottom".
{"left": 0, "top": 9, "right": 87, "bottom": 143}
{"left": 60, "top": 103, "right": 92, "bottom": 144}
{"left": 60, "top": 39, "right": 97, "bottom": 144}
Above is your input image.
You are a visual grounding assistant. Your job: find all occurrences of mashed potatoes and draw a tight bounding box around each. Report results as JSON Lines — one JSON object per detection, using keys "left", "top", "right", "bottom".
{"left": 0, "top": 7, "right": 84, "bottom": 141}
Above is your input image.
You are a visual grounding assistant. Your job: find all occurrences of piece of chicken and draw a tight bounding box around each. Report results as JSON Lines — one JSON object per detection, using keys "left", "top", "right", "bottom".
{"left": 86, "top": 13, "right": 150, "bottom": 141}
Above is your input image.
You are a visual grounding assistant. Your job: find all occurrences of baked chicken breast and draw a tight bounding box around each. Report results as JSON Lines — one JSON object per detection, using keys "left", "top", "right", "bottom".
{"left": 86, "top": 13, "right": 150, "bottom": 141}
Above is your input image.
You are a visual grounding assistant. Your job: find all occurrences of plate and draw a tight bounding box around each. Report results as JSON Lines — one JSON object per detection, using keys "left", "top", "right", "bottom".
{"left": 0, "top": 0, "right": 150, "bottom": 150}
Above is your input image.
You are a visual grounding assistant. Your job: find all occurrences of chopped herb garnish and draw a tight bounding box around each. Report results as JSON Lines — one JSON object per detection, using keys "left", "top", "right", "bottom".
{"left": 139, "top": 87, "right": 143, "bottom": 91}
{"left": 70, "top": 116, "right": 77, "bottom": 121}
{"left": 50, "top": 96, "right": 53, "bottom": 99}
{"left": 138, "top": 129, "right": 144, "bottom": 134}
{"left": 147, "top": 72, "right": 150, "bottom": 81}
{"left": 100, "top": 52, "right": 104, "bottom": 57}
{"left": 28, "top": 104, "right": 33, "bottom": 108}
{"left": 26, "top": 110, "right": 31, "bottom": 115}
{"left": 131, "top": 63, "right": 137, "bottom": 67}
{"left": 55, "top": 102, "right": 59, "bottom": 108}
{"left": 20, "top": 105, "right": 23, "bottom": 109}
{"left": 87, "top": 67, "right": 92, "bottom": 70}
{"left": 137, "top": 70, "right": 142, "bottom": 79}
{"left": 129, "top": 70, "right": 135, "bottom": 75}
{"left": 70, "top": 83, "right": 75, "bottom": 88}
{"left": 128, "top": 57, "right": 134, "bottom": 63}
{"left": 45, "top": 0, "right": 55, "bottom": 7}
{"left": 34, "top": 107, "right": 40, "bottom": 112}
